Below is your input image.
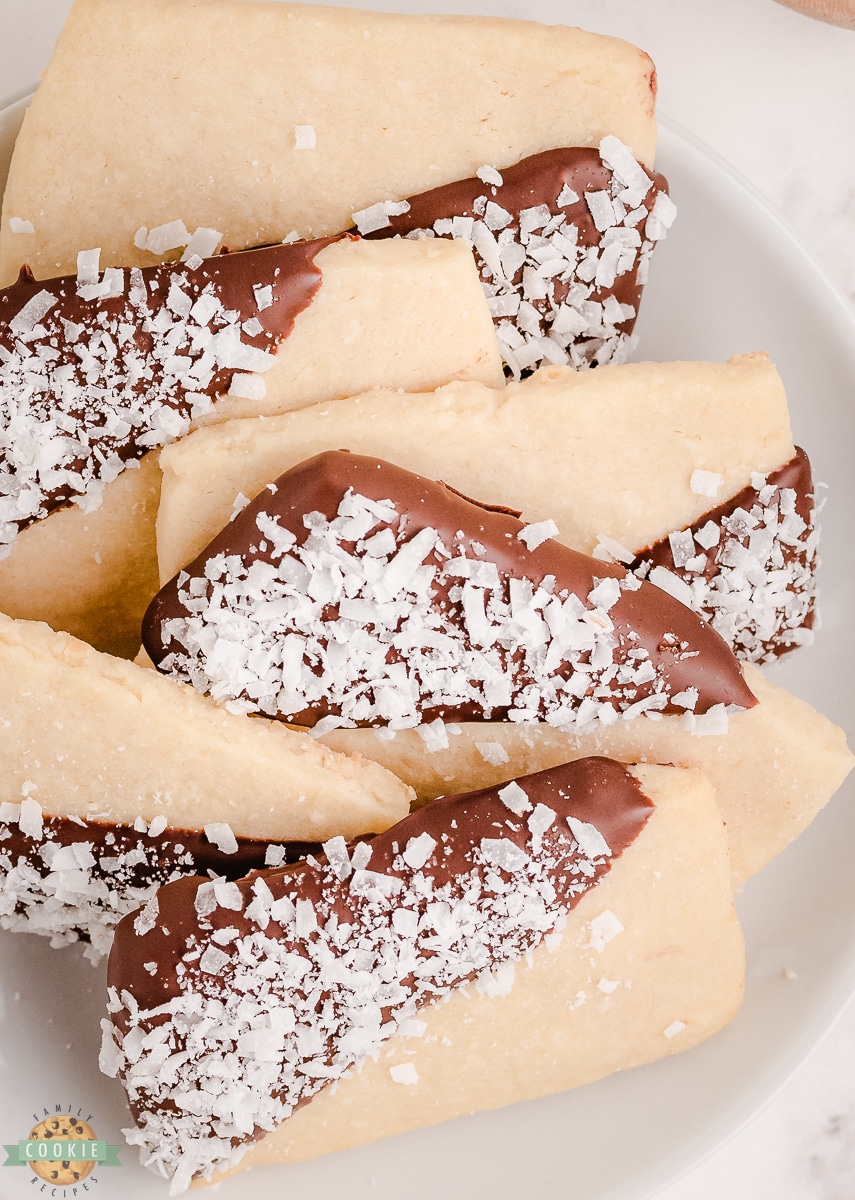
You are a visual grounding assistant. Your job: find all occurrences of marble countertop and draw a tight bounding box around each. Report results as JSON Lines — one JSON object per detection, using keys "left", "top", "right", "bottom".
{"left": 1, "top": 2, "right": 853, "bottom": 1197}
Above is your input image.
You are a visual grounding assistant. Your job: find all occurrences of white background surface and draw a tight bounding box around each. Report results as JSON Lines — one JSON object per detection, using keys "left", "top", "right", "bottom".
{"left": 0, "top": 2, "right": 854, "bottom": 1198}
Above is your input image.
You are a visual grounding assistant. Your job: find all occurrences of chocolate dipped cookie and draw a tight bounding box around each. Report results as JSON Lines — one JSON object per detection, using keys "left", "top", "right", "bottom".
{"left": 357, "top": 140, "right": 673, "bottom": 374}
{"left": 149, "top": 437, "right": 850, "bottom": 883}
{"left": 321, "top": 664, "right": 852, "bottom": 885}
{"left": 0, "top": 3, "right": 674, "bottom": 378}
{"left": 101, "top": 758, "right": 743, "bottom": 1190}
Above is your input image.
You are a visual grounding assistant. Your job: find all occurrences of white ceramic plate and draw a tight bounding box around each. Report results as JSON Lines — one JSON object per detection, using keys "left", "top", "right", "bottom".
{"left": 0, "top": 92, "right": 853, "bottom": 1200}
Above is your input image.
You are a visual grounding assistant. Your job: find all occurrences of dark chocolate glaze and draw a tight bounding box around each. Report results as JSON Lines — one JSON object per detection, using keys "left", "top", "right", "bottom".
{"left": 631, "top": 448, "right": 816, "bottom": 661}
{"left": 108, "top": 756, "right": 653, "bottom": 1140}
{"left": 0, "top": 237, "right": 336, "bottom": 536}
{"left": 143, "top": 450, "right": 756, "bottom": 723}
{"left": 355, "top": 147, "right": 669, "bottom": 363}
{"left": 0, "top": 812, "right": 320, "bottom": 941}
{"left": 0, "top": 814, "right": 317, "bottom": 886}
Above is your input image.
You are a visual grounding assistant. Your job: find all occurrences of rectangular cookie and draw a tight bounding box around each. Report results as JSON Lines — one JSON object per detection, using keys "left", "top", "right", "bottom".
{"left": 0, "top": 0, "right": 658, "bottom": 284}
{"left": 0, "top": 236, "right": 502, "bottom": 658}
{"left": 152, "top": 356, "right": 817, "bottom": 669}
{"left": 102, "top": 760, "right": 743, "bottom": 1188}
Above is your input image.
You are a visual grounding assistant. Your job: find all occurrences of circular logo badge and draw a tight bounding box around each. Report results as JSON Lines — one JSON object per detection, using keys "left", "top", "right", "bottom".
{"left": 25, "top": 1115, "right": 97, "bottom": 1185}
{"left": 3, "top": 1105, "right": 121, "bottom": 1187}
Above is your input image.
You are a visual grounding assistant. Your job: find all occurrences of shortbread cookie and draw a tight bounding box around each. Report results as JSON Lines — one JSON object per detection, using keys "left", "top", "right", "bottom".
{"left": 101, "top": 759, "right": 743, "bottom": 1190}
{"left": 0, "top": 612, "right": 413, "bottom": 958}
{"left": 155, "top": 354, "right": 814, "bottom": 663}
{"left": 0, "top": 0, "right": 658, "bottom": 284}
{"left": 320, "top": 665, "right": 853, "bottom": 885}
{"left": 0, "top": 236, "right": 501, "bottom": 657}
{"left": 359, "top": 141, "right": 674, "bottom": 373}
{"left": 156, "top": 355, "right": 794, "bottom": 581}
{"left": 145, "top": 447, "right": 846, "bottom": 882}
{"left": 144, "top": 450, "right": 756, "bottom": 732}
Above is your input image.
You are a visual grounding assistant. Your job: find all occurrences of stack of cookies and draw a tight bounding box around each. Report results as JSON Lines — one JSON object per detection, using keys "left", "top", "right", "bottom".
{"left": 0, "top": 0, "right": 851, "bottom": 1191}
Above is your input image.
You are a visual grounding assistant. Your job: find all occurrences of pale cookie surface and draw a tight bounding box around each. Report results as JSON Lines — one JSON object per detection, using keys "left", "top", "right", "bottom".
{"left": 156, "top": 354, "right": 794, "bottom": 583}
{"left": 0, "top": 611, "right": 412, "bottom": 840}
{"left": 0, "top": 452, "right": 162, "bottom": 660}
{"left": 0, "top": 0, "right": 657, "bottom": 283}
{"left": 0, "top": 238, "right": 501, "bottom": 658}
{"left": 321, "top": 664, "right": 854, "bottom": 886}
{"left": 207, "top": 765, "right": 743, "bottom": 1178}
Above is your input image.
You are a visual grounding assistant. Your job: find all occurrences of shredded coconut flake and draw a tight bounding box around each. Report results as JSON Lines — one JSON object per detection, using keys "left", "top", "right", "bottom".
{"left": 476, "top": 164, "right": 504, "bottom": 187}
{"left": 517, "top": 519, "right": 559, "bottom": 551}
{"left": 475, "top": 741, "right": 510, "bottom": 766}
{"left": 133, "top": 894, "right": 160, "bottom": 936}
{"left": 204, "top": 824, "right": 239, "bottom": 855}
{"left": 229, "top": 493, "right": 251, "bottom": 522}
{"left": 587, "top": 909, "right": 624, "bottom": 952}
{"left": 180, "top": 227, "right": 223, "bottom": 262}
{"left": 567, "top": 816, "right": 612, "bottom": 860}
{"left": 293, "top": 124, "right": 316, "bottom": 150}
{"left": 402, "top": 832, "right": 437, "bottom": 871}
{"left": 593, "top": 534, "right": 635, "bottom": 565}
{"left": 690, "top": 469, "right": 723, "bottom": 499}
{"left": 389, "top": 1062, "right": 420, "bottom": 1085}
{"left": 18, "top": 798, "right": 43, "bottom": 841}
{"left": 647, "top": 565, "right": 695, "bottom": 609}
{"left": 145, "top": 220, "right": 192, "bottom": 256}
{"left": 227, "top": 372, "right": 267, "bottom": 401}
{"left": 352, "top": 199, "right": 411, "bottom": 236}
{"left": 498, "top": 781, "right": 532, "bottom": 816}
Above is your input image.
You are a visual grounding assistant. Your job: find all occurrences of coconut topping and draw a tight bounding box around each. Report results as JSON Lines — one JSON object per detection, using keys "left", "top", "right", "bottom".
{"left": 101, "top": 757, "right": 653, "bottom": 1192}
{"left": 358, "top": 139, "right": 673, "bottom": 375}
{"left": 632, "top": 449, "right": 818, "bottom": 663}
{"left": 0, "top": 238, "right": 335, "bottom": 558}
{"left": 142, "top": 452, "right": 757, "bottom": 732}
{"left": 0, "top": 807, "right": 313, "bottom": 961}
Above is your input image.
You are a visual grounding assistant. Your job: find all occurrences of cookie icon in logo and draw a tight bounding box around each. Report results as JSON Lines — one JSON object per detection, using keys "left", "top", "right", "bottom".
{"left": 27, "top": 1115, "right": 97, "bottom": 1184}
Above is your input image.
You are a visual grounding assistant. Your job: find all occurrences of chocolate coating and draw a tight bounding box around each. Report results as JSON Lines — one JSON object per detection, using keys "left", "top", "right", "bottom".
{"left": 355, "top": 146, "right": 670, "bottom": 372}
{"left": 0, "top": 810, "right": 321, "bottom": 950}
{"left": 143, "top": 450, "right": 756, "bottom": 723}
{"left": 0, "top": 237, "right": 335, "bottom": 540}
{"left": 111, "top": 756, "right": 652, "bottom": 1007}
{"left": 0, "top": 813, "right": 316, "bottom": 890}
{"left": 362, "top": 147, "right": 664, "bottom": 316}
{"left": 632, "top": 449, "right": 817, "bottom": 663}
